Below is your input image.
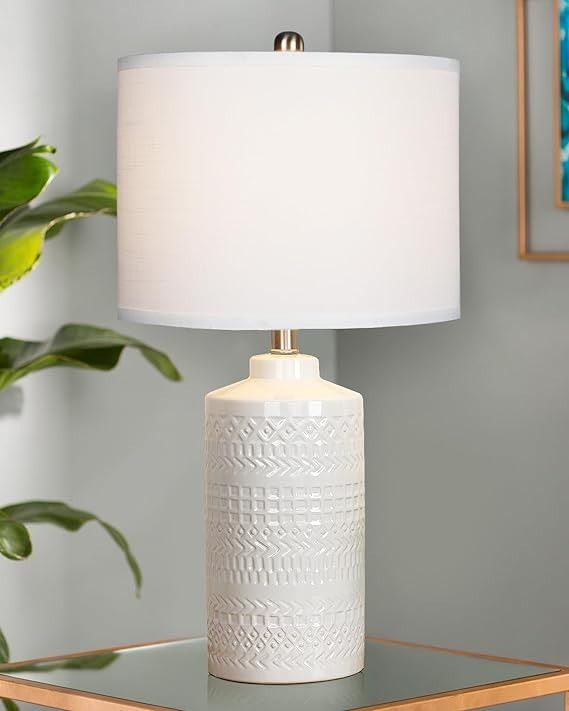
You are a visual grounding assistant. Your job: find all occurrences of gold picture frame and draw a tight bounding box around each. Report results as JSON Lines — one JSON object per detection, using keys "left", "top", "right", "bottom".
{"left": 517, "top": 0, "right": 569, "bottom": 260}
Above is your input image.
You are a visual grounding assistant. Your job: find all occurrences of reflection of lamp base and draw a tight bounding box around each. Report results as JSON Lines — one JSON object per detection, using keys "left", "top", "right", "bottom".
{"left": 207, "top": 665, "right": 365, "bottom": 708}
{"left": 205, "top": 351, "right": 365, "bottom": 684}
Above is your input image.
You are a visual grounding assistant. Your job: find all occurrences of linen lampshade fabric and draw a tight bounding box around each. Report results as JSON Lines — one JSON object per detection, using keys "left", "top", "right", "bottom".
{"left": 117, "top": 51, "right": 460, "bottom": 330}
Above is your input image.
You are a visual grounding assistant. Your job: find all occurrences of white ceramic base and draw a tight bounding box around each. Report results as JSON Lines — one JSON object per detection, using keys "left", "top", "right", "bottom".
{"left": 205, "top": 352, "right": 365, "bottom": 684}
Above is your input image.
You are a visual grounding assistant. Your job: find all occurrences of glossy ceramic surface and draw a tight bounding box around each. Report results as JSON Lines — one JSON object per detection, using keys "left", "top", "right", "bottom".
{"left": 205, "top": 353, "right": 364, "bottom": 683}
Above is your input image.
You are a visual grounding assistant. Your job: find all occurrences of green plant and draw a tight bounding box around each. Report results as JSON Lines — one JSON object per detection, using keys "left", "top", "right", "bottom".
{"left": 0, "top": 139, "right": 182, "bottom": 677}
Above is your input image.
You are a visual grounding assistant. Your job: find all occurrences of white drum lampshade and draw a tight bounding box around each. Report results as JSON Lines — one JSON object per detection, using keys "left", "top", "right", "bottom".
{"left": 117, "top": 43, "right": 459, "bottom": 686}
{"left": 117, "top": 51, "right": 459, "bottom": 328}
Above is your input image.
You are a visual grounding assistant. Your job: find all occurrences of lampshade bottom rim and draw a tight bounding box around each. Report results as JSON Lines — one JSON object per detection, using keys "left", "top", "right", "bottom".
{"left": 117, "top": 306, "right": 460, "bottom": 330}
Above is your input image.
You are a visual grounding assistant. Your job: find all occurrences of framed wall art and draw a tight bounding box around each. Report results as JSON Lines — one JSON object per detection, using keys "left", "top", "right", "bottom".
{"left": 555, "top": 0, "right": 569, "bottom": 207}
{"left": 517, "top": 0, "right": 569, "bottom": 260}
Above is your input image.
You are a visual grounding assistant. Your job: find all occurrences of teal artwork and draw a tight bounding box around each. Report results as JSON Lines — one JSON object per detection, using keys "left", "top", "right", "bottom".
{"left": 560, "top": 0, "right": 569, "bottom": 202}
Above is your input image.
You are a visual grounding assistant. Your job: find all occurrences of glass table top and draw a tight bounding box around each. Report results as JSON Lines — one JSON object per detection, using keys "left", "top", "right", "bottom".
{"left": 0, "top": 638, "right": 563, "bottom": 711}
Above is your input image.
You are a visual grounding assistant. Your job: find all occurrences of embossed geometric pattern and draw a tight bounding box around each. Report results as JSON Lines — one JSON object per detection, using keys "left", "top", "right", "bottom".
{"left": 205, "top": 415, "right": 363, "bottom": 480}
{"left": 208, "top": 593, "right": 365, "bottom": 673}
{"left": 206, "top": 412, "right": 364, "bottom": 680}
{"left": 206, "top": 482, "right": 364, "bottom": 586}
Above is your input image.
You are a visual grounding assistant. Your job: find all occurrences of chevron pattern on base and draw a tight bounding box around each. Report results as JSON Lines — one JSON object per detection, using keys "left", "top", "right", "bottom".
{"left": 205, "top": 414, "right": 363, "bottom": 480}
{"left": 206, "top": 481, "right": 364, "bottom": 586}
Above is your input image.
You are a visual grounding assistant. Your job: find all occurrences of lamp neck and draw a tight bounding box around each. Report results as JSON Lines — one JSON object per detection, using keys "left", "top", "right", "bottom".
{"left": 250, "top": 352, "right": 319, "bottom": 380}
{"left": 270, "top": 329, "right": 298, "bottom": 355}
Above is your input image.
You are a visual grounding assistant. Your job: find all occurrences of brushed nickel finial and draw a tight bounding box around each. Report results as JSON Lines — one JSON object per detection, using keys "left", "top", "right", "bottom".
{"left": 273, "top": 31, "right": 304, "bottom": 52}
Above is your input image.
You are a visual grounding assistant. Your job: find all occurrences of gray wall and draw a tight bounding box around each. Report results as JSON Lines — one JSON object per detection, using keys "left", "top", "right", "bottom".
{"left": 335, "top": 1, "right": 569, "bottom": 709}
{"left": 0, "top": 0, "right": 74, "bottom": 659}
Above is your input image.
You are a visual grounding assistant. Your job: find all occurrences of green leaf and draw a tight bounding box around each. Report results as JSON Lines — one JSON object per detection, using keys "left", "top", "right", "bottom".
{"left": 0, "top": 513, "right": 32, "bottom": 561}
{"left": 1, "top": 698, "right": 19, "bottom": 711}
{"left": 0, "top": 138, "right": 57, "bottom": 225}
{"left": 43, "top": 179, "right": 116, "bottom": 236}
{"left": 0, "top": 627, "right": 9, "bottom": 664}
{"left": 0, "top": 139, "right": 52, "bottom": 169}
{"left": 0, "top": 323, "right": 182, "bottom": 391}
{"left": 1, "top": 502, "right": 142, "bottom": 596}
{"left": 0, "top": 179, "right": 116, "bottom": 290}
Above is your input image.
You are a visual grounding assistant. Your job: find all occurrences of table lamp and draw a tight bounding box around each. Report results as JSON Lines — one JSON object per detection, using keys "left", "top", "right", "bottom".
{"left": 117, "top": 32, "right": 459, "bottom": 685}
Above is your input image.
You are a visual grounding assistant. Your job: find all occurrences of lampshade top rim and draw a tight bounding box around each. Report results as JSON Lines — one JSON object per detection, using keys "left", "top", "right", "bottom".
{"left": 118, "top": 51, "right": 459, "bottom": 73}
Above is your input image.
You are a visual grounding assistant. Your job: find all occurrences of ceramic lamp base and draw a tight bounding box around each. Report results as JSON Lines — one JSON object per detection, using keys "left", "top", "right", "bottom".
{"left": 205, "top": 352, "right": 365, "bottom": 684}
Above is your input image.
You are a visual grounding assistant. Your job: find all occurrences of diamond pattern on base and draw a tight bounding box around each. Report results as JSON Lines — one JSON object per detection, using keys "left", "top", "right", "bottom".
{"left": 208, "top": 593, "right": 365, "bottom": 673}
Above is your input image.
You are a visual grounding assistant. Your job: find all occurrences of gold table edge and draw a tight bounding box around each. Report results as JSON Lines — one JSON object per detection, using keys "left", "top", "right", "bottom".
{"left": 0, "top": 637, "right": 191, "bottom": 671}
{"left": 0, "top": 636, "right": 568, "bottom": 711}
{"left": 367, "top": 636, "right": 568, "bottom": 671}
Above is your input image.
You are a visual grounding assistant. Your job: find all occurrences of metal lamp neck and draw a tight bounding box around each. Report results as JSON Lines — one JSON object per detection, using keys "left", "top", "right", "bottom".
{"left": 270, "top": 330, "right": 299, "bottom": 355}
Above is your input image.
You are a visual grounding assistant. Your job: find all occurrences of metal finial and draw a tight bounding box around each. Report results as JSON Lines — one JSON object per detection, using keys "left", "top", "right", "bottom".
{"left": 273, "top": 31, "right": 304, "bottom": 52}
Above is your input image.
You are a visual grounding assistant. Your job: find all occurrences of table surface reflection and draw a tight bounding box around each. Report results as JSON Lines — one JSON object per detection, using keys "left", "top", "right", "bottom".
{"left": 0, "top": 637, "right": 568, "bottom": 711}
